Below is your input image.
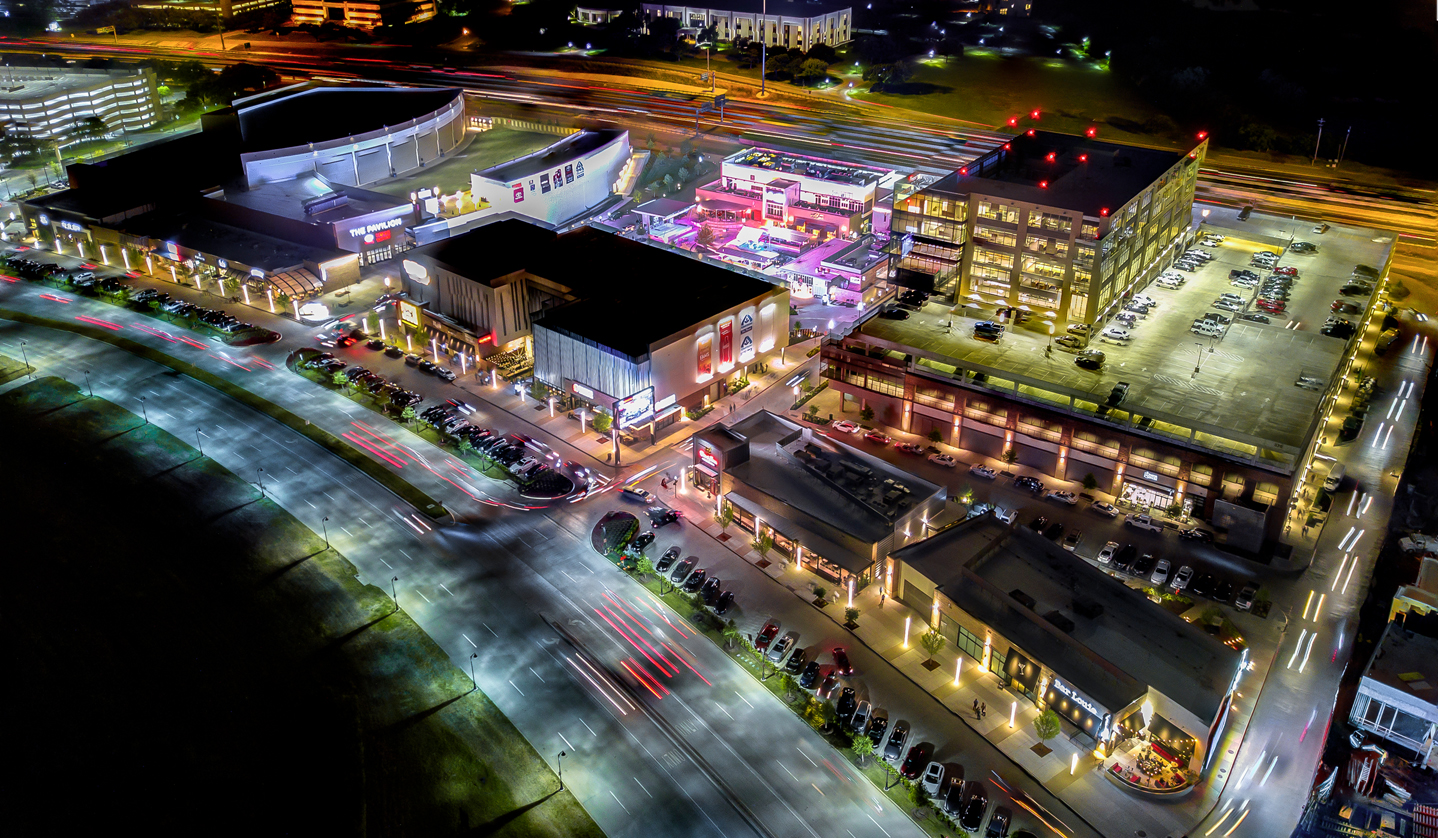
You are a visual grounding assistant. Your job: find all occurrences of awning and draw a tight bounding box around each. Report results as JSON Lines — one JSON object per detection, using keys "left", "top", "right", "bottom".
{"left": 268, "top": 268, "right": 323, "bottom": 298}
{"left": 694, "top": 464, "right": 717, "bottom": 478}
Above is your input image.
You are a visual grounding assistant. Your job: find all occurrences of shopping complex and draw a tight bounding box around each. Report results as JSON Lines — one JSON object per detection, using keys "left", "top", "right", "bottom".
{"left": 890, "top": 513, "right": 1245, "bottom": 789}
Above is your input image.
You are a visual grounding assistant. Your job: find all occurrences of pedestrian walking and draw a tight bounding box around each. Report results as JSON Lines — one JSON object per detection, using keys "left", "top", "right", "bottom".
{"left": 973, "top": 699, "right": 981, "bottom": 719}
{"left": 981, "top": 702, "right": 987, "bottom": 718}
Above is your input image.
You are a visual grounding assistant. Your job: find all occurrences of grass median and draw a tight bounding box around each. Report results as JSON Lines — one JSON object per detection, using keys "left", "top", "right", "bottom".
{"left": 4, "top": 375, "right": 600, "bottom": 838}
{"left": 0, "top": 306, "right": 447, "bottom": 519}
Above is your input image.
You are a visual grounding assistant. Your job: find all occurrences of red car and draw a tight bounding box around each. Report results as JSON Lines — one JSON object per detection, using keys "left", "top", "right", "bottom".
{"left": 1274, "top": 266, "right": 1298, "bottom": 276}
{"left": 832, "top": 646, "right": 854, "bottom": 675}
{"left": 894, "top": 442, "right": 924, "bottom": 454}
{"left": 755, "top": 621, "right": 780, "bottom": 652}
{"left": 864, "top": 430, "right": 892, "bottom": 445}
{"left": 1257, "top": 300, "right": 1286, "bottom": 312}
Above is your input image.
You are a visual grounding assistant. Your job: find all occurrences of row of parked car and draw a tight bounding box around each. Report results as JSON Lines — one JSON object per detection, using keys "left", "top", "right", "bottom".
{"left": 154, "top": 294, "right": 254, "bottom": 333}
{"left": 299, "top": 352, "right": 424, "bottom": 408}
{"left": 654, "top": 544, "right": 734, "bottom": 614}
{"left": 1094, "top": 540, "right": 1258, "bottom": 610}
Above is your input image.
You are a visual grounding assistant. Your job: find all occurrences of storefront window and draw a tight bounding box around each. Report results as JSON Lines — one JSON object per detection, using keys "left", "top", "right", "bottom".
{"left": 956, "top": 626, "right": 984, "bottom": 662}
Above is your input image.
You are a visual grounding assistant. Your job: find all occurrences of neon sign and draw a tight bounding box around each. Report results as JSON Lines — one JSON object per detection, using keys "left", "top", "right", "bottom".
{"left": 1051, "top": 679, "right": 1102, "bottom": 717}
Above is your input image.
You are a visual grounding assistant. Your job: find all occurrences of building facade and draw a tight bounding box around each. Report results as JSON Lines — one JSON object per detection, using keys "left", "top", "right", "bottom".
{"left": 0, "top": 65, "right": 160, "bottom": 140}
{"left": 468, "top": 129, "right": 631, "bottom": 228}
{"left": 694, "top": 147, "right": 888, "bottom": 240}
{"left": 290, "top": 0, "right": 436, "bottom": 29}
{"left": 1350, "top": 557, "right": 1438, "bottom": 768}
{"left": 888, "top": 131, "right": 1206, "bottom": 327}
{"left": 642, "top": 1, "right": 852, "bottom": 48}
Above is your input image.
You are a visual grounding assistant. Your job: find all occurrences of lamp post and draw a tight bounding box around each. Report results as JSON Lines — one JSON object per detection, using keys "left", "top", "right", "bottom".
{"left": 558, "top": 750, "right": 567, "bottom": 791}
{"left": 760, "top": 0, "right": 768, "bottom": 97}
{"left": 256, "top": 467, "right": 265, "bottom": 496}
{"left": 138, "top": 395, "right": 148, "bottom": 424}
{"left": 195, "top": 427, "right": 203, "bottom": 456}
{"left": 391, "top": 576, "right": 399, "bottom": 609}
{"left": 20, "top": 339, "right": 30, "bottom": 379}
{"left": 82, "top": 368, "right": 92, "bottom": 397}
{"left": 322, "top": 516, "right": 330, "bottom": 548}
{"left": 469, "top": 652, "right": 478, "bottom": 688}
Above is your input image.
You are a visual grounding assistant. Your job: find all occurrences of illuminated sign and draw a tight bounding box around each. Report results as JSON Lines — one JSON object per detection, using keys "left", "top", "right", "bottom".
{"left": 373, "top": 230, "right": 391, "bottom": 243}
{"left": 696, "top": 333, "right": 713, "bottom": 378}
{"left": 737, "top": 307, "right": 756, "bottom": 363}
{"left": 398, "top": 300, "right": 422, "bottom": 327}
{"left": 696, "top": 442, "right": 720, "bottom": 471}
{"left": 1143, "top": 471, "right": 1160, "bottom": 482}
{"left": 402, "top": 259, "right": 430, "bottom": 285}
{"left": 540, "top": 173, "right": 551, "bottom": 193}
{"left": 512, "top": 183, "right": 525, "bottom": 203}
{"left": 1051, "top": 679, "right": 1102, "bottom": 718}
{"left": 58, "top": 220, "right": 84, "bottom": 232}
{"left": 564, "top": 164, "right": 574, "bottom": 184}
{"left": 572, "top": 382, "right": 594, "bottom": 399}
{"left": 37, "top": 214, "right": 49, "bottom": 226}
{"left": 615, "top": 387, "right": 655, "bottom": 429}
{"left": 347, "top": 217, "right": 405, "bottom": 238}
{"left": 250, "top": 268, "right": 265, "bottom": 277}
{"left": 718, "top": 318, "right": 733, "bottom": 367}
{"left": 552, "top": 168, "right": 563, "bottom": 188}
{"left": 655, "top": 393, "right": 676, "bottom": 412}
{"left": 217, "top": 258, "right": 227, "bottom": 269}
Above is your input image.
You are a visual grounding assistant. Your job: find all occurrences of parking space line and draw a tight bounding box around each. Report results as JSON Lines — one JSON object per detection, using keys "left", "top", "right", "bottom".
{"left": 463, "top": 633, "right": 477, "bottom": 648}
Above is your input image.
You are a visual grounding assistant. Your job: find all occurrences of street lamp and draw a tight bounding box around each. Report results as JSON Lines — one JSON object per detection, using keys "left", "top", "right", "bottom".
{"left": 20, "top": 339, "right": 30, "bottom": 379}
{"left": 391, "top": 576, "right": 399, "bottom": 609}
{"left": 469, "top": 652, "right": 478, "bottom": 689}
{"left": 256, "top": 467, "right": 265, "bottom": 496}
{"left": 558, "top": 750, "right": 567, "bottom": 791}
{"left": 138, "top": 395, "right": 148, "bottom": 424}
{"left": 82, "top": 368, "right": 92, "bottom": 397}
{"left": 322, "top": 516, "right": 330, "bottom": 548}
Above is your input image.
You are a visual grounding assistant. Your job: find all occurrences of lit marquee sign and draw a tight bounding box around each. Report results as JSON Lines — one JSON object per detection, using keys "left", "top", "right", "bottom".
{"left": 398, "top": 300, "right": 422, "bottom": 327}
{"left": 402, "top": 259, "right": 430, "bottom": 285}
{"left": 718, "top": 317, "right": 734, "bottom": 369}
{"left": 58, "top": 220, "right": 85, "bottom": 232}
{"left": 696, "top": 442, "right": 720, "bottom": 471}
{"left": 348, "top": 217, "right": 405, "bottom": 238}
{"left": 737, "top": 306, "right": 756, "bottom": 363}
{"left": 615, "top": 387, "right": 655, "bottom": 429}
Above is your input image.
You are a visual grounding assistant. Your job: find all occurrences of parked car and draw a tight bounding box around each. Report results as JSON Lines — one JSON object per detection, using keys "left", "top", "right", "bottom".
{"left": 1179, "top": 527, "right": 1214, "bottom": 542}
{"left": 901, "top": 744, "right": 932, "bottom": 780}
{"left": 1235, "top": 581, "right": 1260, "bottom": 612}
{"left": 1042, "top": 521, "right": 1064, "bottom": 541}
{"left": 1171, "top": 565, "right": 1195, "bottom": 592}
{"left": 1015, "top": 475, "right": 1044, "bottom": 493}
{"left": 1091, "top": 501, "right": 1119, "bottom": 518}
{"left": 832, "top": 647, "right": 854, "bottom": 676}
{"left": 785, "top": 647, "right": 808, "bottom": 675}
{"left": 864, "top": 430, "right": 892, "bottom": 445}
{"left": 1096, "top": 541, "right": 1119, "bottom": 565}
{"left": 632, "top": 531, "right": 656, "bottom": 552}
{"left": 894, "top": 442, "right": 924, "bottom": 455}
{"left": 1062, "top": 530, "right": 1082, "bottom": 552}
{"left": 799, "top": 660, "right": 822, "bottom": 689}
{"left": 986, "top": 805, "right": 1013, "bottom": 838}
{"left": 961, "top": 782, "right": 990, "bottom": 833}
{"left": 969, "top": 464, "right": 998, "bottom": 479}
{"left": 851, "top": 700, "right": 872, "bottom": 734}
{"left": 866, "top": 713, "right": 889, "bottom": 746}
{"left": 656, "top": 546, "right": 681, "bottom": 572}
{"left": 832, "top": 420, "right": 860, "bottom": 433}
{"left": 1151, "top": 558, "right": 1172, "bottom": 586}
{"left": 701, "top": 576, "right": 723, "bottom": 606}
{"left": 1134, "top": 552, "right": 1158, "bottom": 578}
{"left": 928, "top": 453, "right": 957, "bottom": 468}
{"left": 836, "top": 687, "right": 857, "bottom": 720}
{"left": 1125, "top": 513, "right": 1163, "bottom": 533}
{"left": 755, "top": 620, "right": 780, "bottom": 652}
{"left": 669, "top": 558, "right": 696, "bottom": 585}
{"left": 651, "top": 509, "right": 682, "bottom": 528}
{"left": 767, "top": 630, "right": 798, "bottom": 663}
{"left": 1044, "top": 490, "right": 1077, "bottom": 505}
{"left": 1190, "top": 573, "right": 1218, "bottom": 599}
{"left": 883, "top": 721, "right": 911, "bottom": 764}
{"left": 944, "top": 776, "right": 966, "bottom": 815}
{"left": 921, "top": 762, "right": 946, "bottom": 797}
{"left": 1028, "top": 515, "right": 1049, "bottom": 533}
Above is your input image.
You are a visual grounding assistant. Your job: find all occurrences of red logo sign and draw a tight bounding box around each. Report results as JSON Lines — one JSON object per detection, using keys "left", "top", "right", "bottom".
{"left": 512, "top": 183, "right": 525, "bottom": 203}
{"left": 697, "top": 444, "right": 720, "bottom": 470}
{"left": 374, "top": 229, "right": 392, "bottom": 243}
{"left": 719, "top": 321, "right": 733, "bottom": 366}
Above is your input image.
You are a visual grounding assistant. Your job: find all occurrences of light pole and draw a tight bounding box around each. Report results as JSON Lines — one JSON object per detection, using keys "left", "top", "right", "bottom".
{"left": 322, "top": 516, "right": 330, "bottom": 549}
{"left": 1311, "top": 117, "right": 1325, "bottom": 166}
{"left": 256, "top": 467, "right": 265, "bottom": 496}
{"left": 469, "top": 652, "right": 478, "bottom": 689}
{"left": 195, "top": 427, "right": 204, "bottom": 456}
{"left": 83, "top": 368, "right": 92, "bottom": 397}
{"left": 391, "top": 576, "right": 399, "bottom": 610}
{"left": 20, "top": 339, "right": 30, "bottom": 379}
{"left": 138, "top": 395, "right": 148, "bottom": 424}
{"left": 558, "top": 750, "right": 567, "bottom": 791}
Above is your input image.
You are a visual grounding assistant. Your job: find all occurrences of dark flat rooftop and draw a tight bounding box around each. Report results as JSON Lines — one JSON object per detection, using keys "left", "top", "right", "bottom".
{"left": 224, "top": 178, "right": 410, "bottom": 224}
{"left": 420, "top": 219, "right": 779, "bottom": 359}
{"left": 929, "top": 131, "right": 1194, "bottom": 218}
{"left": 476, "top": 129, "right": 627, "bottom": 184}
{"left": 120, "top": 205, "right": 339, "bottom": 271}
{"left": 893, "top": 517, "right": 1241, "bottom": 721}
{"left": 236, "top": 87, "right": 461, "bottom": 153}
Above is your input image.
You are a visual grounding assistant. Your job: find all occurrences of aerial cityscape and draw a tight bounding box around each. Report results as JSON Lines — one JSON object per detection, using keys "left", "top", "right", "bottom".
{"left": 1, "top": 1, "right": 1434, "bottom": 837}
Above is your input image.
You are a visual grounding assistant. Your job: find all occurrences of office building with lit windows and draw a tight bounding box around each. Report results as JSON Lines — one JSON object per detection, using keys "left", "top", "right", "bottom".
{"left": 888, "top": 131, "right": 1206, "bottom": 327}
{"left": 0, "top": 65, "right": 160, "bottom": 140}
{"left": 694, "top": 147, "right": 889, "bottom": 240}
{"left": 640, "top": 0, "right": 852, "bottom": 49}
{"left": 290, "top": 0, "right": 436, "bottom": 29}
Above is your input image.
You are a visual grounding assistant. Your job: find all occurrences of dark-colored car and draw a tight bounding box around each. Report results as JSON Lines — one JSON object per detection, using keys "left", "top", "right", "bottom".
{"left": 1214, "top": 578, "right": 1236, "bottom": 604}
{"left": 755, "top": 621, "right": 780, "bottom": 652}
{"left": 365, "top": 338, "right": 385, "bottom": 350}
{"left": 1133, "top": 552, "right": 1158, "bottom": 577}
{"left": 817, "top": 673, "right": 839, "bottom": 699}
{"left": 799, "top": 660, "right": 822, "bottom": 689}
{"left": 986, "top": 805, "right": 1013, "bottom": 837}
{"left": 832, "top": 647, "right": 853, "bottom": 676}
{"left": 1015, "top": 475, "right": 1044, "bottom": 493}
{"left": 944, "top": 777, "right": 966, "bottom": 815}
{"left": 961, "top": 782, "right": 989, "bottom": 833}
{"left": 669, "top": 558, "right": 696, "bottom": 585}
{"left": 714, "top": 591, "right": 735, "bottom": 615}
{"left": 632, "top": 531, "right": 656, "bottom": 552}
{"left": 655, "top": 546, "right": 680, "bottom": 572}
{"left": 1180, "top": 527, "right": 1214, "bottom": 542}
{"left": 901, "top": 743, "right": 932, "bottom": 780}
{"left": 1190, "top": 573, "right": 1218, "bottom": 599}
{"left": 785, "top": 647, "right": 807, "bottom": 674}
{"left": 1028, "top": 515, "right": 1049, "bottom": 533}
{"left": 836, "top": 687, "right": 857, "bottom": 720}
{"left": 384, "top": 345, "right": 404, "bottom": 358}
{"left": 1235, "top": 582, "right": 1259, "bottom": 612}
{"left": 1113, "top": 544, "right": 1138, "bottom": 574}
{"left": 866, "top": 713, "right": 889, "bottom": 746}
{"left": 651, "top": 509, "right": 682, "bottom": 528}
{"left": 1042, "top": 521, "right": 1064, "bottom": 541}
{"left": 883, "top": 720, "right": 911, "bottom": 763}
{"left": 682, "top": 568, "right": 707, "bottom": 593}
{"left": 418, "top": 360, "right": 438, "bottom": 374}
{"left": 878, "top": 307, "right": 910, "bottom": 320}
{"left": 701, "top": 576, "right": 722, "bottom": 605}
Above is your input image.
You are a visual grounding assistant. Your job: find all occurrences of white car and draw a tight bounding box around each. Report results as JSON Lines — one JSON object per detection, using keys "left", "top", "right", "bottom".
{"left": 621, "top": 486, "right": 656, "bottom": 503}
{"left": 1132, "top": 295, "right": 1157, "bottom": 307}
{"left": 1101, "top": 326, "right": 1131, "bottom": 341}
{"left": 921, "top": 761, "right": 946, "bottom": 796}
{"left": 832, "top": 420, "right": 860, "bottom": 433}
{"left": 1090, "top": 501, "right": 1119, "bottom": 518}
{"left": 1096, "top": 541, "right": 1120, "bottom": 565}
{"left": 1125, "top": 513, "right": 1163, "bottom": 533}
{"left": 968, "top": 463, "right": 998, "bottom": 479}
{"left": 1044, "top": 490, "right": 1078, "bottom": 505}
{"left": 994, "top": 507, "right": 1017, "bottom": 524}
{"left": 1151, "top": 558, "right": 1172, "bottom": 586}
{"left": 927, "top": 453, "right": 957, "bottom": 468}
{"left": 1171, "top": 565, "right": 1195, "bottom": 592}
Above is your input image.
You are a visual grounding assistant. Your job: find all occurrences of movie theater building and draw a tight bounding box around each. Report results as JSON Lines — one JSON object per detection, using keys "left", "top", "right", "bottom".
{"left": 467, "top": 129, "right": 631, "bottom": 228}
{"left": 888, "top": 514, "right": 1246, "bottom": 782}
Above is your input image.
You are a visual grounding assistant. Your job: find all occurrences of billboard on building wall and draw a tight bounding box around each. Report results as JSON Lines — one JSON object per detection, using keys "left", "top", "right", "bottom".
{"left": 565, "top": 164, "right": 574, "bottom": 184}
{"left": 540, "top": 173, "right": 551, "bottom": 193}
{"left": 398, "top": 300, "right": 422, "bottom": 327}
{"left": 696, "top": 333, "right": 713, "bottom": 378}
{"left": 512, "top": 183, "right": 524, "bottom": 203}
{"left": 737, "top": 306, "right": 757, "bottom": 363}
{"left": 718, "top": 318, "right": 734, "bottom": 367}
{"left": 615, "top": 387, "right": 655, "bottom": 429}
{"left": 696, "top": 440, "right": 721, "bottom": 471}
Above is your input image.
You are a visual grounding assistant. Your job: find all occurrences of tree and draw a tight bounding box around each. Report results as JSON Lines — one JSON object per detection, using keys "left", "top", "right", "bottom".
{"left": 1082, "top": 473, "right": 1099, "bottom": 491}
{"left": 779, "top": 672, "right": 801, "bottom": 702}
{"left": 676, "top": 166, "right": 691, "bottom": 184}
{"left": 862, "top": 60, "right": 913, "bottom": 91}
{"left": 859, "top": 406, "right": 875, "bottom": 422}
{"left": 1034, "top": 709, "right": 1061, "bottom": 742}
{"left": 817, "top": 700, "right": 838, "bottom": 731}
{"left": 919, "top": 630, "right": 945, "bottom": 664}
{"left": 928, "top": 429, "right": 944, "bottom": 444}
{"left": 844, "top": 606, "right": 860, "bottom": 627}
{"left": 71, "top": 116, "right": 110, "bottom": 145}
{"left": 851, "top": 732, "right": 875, "bottom": 765}
{"left": 793, "top": 58, "right": 831, "bottom": 87}
{"left": 457, "top": 437, "right": 474, "bottom": 457}
{"left": 722, "top": 621, "right": 743, "bottom": 650}
{"left": 806, "top": 43, "right": 837, "bottom": 64}
{"left": 331, "top": 370, "right": 350, "bottom": 389}
{"left": 753, "top": 529, "right": 773, "bottom": 559}
{"left": 400, "top": 405, "right": 416, "bottom": 425}
{"left": 717, "top": 503, "right": 734, "bottom": 532}
{"left": 1001, "top": 447, "right": 1019, "bottom": 471}
{"left": 591, "top": 411, "right": 613, "bottom": 433}
{"left": 695, "top": 224, "right": 721, "bottom": 248}
{"left": 634, "top": 555, "right": 655, "bottom": 580}
{"left": 806, "top": 404, "right": 820, "bottom": 418}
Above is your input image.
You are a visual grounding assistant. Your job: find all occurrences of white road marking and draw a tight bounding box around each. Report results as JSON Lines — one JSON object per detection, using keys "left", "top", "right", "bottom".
{"left": 358, "top": 517, "right": 371, "bottom": 527}
{"left": 580, "top": 718, "right": 597, "bottom": 736}
{"left": 483, "top": 622, "right": 499, "bottom": 637}
{"left": 609, "top": 791, "right": 629, "bottom": 814}
{"left": 379, "top": 558, "right": 392, "bottom": 569}
{"left": 797, "top": 747, "right": 817, "bottom": 767}
{"left": 400, "top": 549, "right": 415, "bottom": 561}
{"left": 735, "top": 691, "right": 753, "bottom": 708}
{"left": 634, "top": 777, "right": 653, "bottom": 798}
{"left": 463, "top": 633, "right": 477, "bottom": 648}
{"left": 559, "top": 732, "right": 573, "bottom": 750}
{"left": 510, "top": 680, "right": 525, "bottom": 696}
{"left": 777, "top": 760, "right": 798, "bottom": 781}
{"left": 340, "top": 526, "right": 354, "bottom": 537}
{"left": 866, "top": 812, "right": 892, "bottom": 837}
{"left": 305, "top": 499, "right": 316, "bottom": 509}
{"left": 285, "top": 466, "right": 298, "bottom": 474}
{"left": 713, "top": 701, "right": 733, "bottom": 719}
{"left": 530, "top": 667, "right": 546, "bottom": 683}
{"left": 439, "top": 583, "right": 454, "bottom": 597}
{"left": 417, "top": 590, "right": 431, "bottom": 604}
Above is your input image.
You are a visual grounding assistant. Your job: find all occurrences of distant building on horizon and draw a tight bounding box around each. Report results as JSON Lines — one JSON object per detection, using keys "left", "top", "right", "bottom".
{"left": 290, "top": 0, "right": 435, "bottom": 29}
{"left": 631, "top": 0, "right": 852, "bottom": 49}
{"left": 0, "top": 64, "right": 160, "bottom": 140}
